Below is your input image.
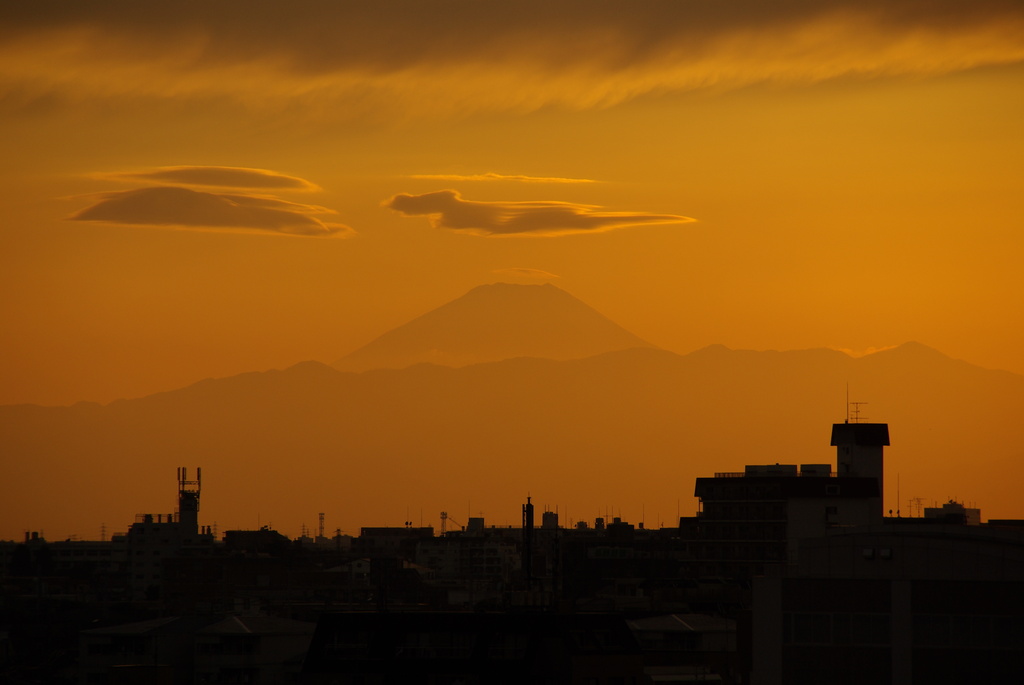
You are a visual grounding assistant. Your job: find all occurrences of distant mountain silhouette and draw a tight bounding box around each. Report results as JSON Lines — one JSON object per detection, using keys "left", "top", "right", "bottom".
{"left": 332, "top": 282, "right": 657, "bottom": 371}
{"left": 3, "top": 341, "right": 1023, "bottom": 539}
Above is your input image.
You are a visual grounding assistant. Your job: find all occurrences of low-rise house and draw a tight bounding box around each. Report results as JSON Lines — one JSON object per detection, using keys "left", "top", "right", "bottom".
{"left": 301, "top": 611, "right": 647, "bottom": 684}
{"left": 79, "top": 614, "right": 315, "bottom": 685}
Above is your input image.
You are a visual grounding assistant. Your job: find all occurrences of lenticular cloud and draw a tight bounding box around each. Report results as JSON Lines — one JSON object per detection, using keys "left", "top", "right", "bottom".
{"left": 385, "top": 190, "right": 694, "bottom": 237}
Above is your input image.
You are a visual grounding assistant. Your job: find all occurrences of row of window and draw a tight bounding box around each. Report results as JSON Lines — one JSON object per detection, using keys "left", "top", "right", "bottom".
{"left": 783, "top": 612, "right": 1024, "bottom": 649}
{"left": 702, "top": 484, "right": 785, "bottom": 499}
{"left": 702, "top": 503, "right": 787, "bottom": 520}
{"left": 694, "top": 524, "right": 788, "bottom": 541}
{"left": 784, "top": 612, "right": 890, "bottom": 646}
{"left": 913, "top": 614, "right": 1024, "bottom": 648}
{"left": 55, "top": 549, "right": 117, "bottom": 557}
{"left": 689, "top": 543, "right": 786, "bottom": 561}
{"left": 325, "top": 631, "right": 529, "bottom": 660}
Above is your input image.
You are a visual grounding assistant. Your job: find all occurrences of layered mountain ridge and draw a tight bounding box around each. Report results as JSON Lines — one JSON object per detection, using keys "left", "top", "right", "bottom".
{"left": 2, "top": 284, "right": 1022, "bottom": 540}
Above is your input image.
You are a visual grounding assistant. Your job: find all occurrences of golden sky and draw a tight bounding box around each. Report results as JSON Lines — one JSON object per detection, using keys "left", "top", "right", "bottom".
{"left": 2, "top": 0, "right": 1023, "bottom": 409}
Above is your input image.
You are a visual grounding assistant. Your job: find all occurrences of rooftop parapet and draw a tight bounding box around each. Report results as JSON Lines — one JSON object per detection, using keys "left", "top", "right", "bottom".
{"left": 714, "top": 464, "right": 836, "bottom": 478}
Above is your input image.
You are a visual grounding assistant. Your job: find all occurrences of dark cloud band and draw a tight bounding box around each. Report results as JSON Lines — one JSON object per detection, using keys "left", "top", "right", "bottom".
{"left": 3, "top": 1, "right": 1022, "bottom": 118}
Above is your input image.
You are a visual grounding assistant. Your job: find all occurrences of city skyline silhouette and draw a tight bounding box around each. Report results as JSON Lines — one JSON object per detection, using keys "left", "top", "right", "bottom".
{"left": 3, "top": 3, "right": 1024, "bottom": 681}
{"left": 3, "top": 282, "right": 1023, "bottom": 542}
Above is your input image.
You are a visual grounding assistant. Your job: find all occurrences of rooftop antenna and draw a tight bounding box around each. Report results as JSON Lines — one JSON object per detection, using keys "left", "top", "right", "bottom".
{"left": 176, "top": 466, "right": 202, "bottom": 511}
{"left": 849, "top": 402, "right": 868, "bottom": 423}
{"left": 910, "top": 497, "right": 925, "bottom": 518}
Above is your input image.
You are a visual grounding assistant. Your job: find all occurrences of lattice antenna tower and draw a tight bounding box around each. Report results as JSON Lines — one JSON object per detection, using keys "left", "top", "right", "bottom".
{"left": 909, "top": 497, "right": 926, "bottom": 518}
{"left": 177, "top": 467, "right": 201, "bottom": 511}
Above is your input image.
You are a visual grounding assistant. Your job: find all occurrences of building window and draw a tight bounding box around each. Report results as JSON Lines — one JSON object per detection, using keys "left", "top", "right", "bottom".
{"left": 788, "top": 613, "right": 831, "bottom": 644}
{"left": 913, "top": 614, "right": 949, "bottom": 646}
{"left": 851, "top": 614, "right": 890, "bottom": 645}
{"left": 488, "top": 633, "right": 529, "bottom": 660}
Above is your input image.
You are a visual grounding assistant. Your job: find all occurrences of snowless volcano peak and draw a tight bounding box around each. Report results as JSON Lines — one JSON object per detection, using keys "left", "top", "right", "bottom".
{"left": 332, "top": 282, "right": 657, "bottom": 372}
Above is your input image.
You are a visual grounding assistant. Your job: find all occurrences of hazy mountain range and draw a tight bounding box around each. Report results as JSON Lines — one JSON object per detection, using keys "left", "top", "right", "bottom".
{"left": 3, "top": 283, "right": 1023, "bottom": 539}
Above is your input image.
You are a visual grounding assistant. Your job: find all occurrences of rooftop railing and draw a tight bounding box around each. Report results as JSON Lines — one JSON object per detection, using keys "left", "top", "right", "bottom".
{"left": 713, "top": 470, "right": 837, "bottom": 478}
{"left": 134, "top": 513, "right": 178, "bottom": 523}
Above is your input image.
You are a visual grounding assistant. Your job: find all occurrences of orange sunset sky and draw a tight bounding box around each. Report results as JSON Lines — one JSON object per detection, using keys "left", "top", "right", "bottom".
{"left": 2, "top": 2, "right": 1024, "bottom": 536}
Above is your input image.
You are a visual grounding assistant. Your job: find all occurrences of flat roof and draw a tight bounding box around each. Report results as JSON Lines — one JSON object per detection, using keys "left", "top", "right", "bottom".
{"left": 830, "top": 422, "right": 890, "bottom": 446}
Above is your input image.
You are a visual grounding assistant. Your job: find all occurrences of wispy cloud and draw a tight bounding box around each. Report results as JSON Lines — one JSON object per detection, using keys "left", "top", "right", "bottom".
{"left": 385, "top": 190, "right": 694, "bottom": 237}
{"left": 408, "top": 173, "right": 596, "bottom": 184}
{"left": 102, "top": 166, "right": 320, "bottom": 191}
{"left": 832, "top": 345, "right": 901, "bottom": 358}
{"left": 493, "top": 268, "right": 560, "bottom": 280}
{"left": 3, "top": 2, "right": 1022, "bottom": 120}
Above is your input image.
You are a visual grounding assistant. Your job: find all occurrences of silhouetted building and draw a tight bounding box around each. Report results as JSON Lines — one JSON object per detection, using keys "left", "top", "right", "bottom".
{"left": 831, "top": 422, "right": 890, "bottom": 515}
{"left": 628, "top": 613, "right": 739, "bottom": 683}
{"left": 559, "top": 525, "right": 692, "bottom": 613}
{"left": 8, "top": 411, "right": 1020, "bottom": 684}
{"left": 120, "top": 468, "right": 215, "bottom": 601}
{"left": 80, "top": 616, "right": 207, "bottom": 685}
{"left": 301, "top": 612, "right": 646, "bottom": 684}
{"left": 3, "top": 533, "right": 129, "bottom": 602}
{"left": 684, "top": 467, "right": 881, "bottom": 579}
{"left": 923, "top": 499, "right": 981, "bottom": 525}
{"left": 194, "top": 616, "right": 314, "bottom": 685}
{"left": 750, "top": 520, "right": 1024, "bottom": 683}
{"left": 415, "top": 532, "right": 519, "bottom": 607}
{"left": 679, "top": 421, "right": 889, "bottom": 579}
{"left": 354, "top": 526, "right": 434, "bottom": 559}
{"left": 222, "top": 527, "right": 292, "bottom": 555}
{"left": 79, "top": 614, "right": 314, "bottom": 685}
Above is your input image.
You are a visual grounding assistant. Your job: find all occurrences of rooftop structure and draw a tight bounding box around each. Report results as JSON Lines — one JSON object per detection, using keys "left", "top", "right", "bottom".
{"left": 682, "top": 419, "right": 890, "bottom": 578}
{"left": 831, "top": 421, "right": 890, "bottom": 509}
{"left": 123, "top": 467, "right": 213, "bottom": 601}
